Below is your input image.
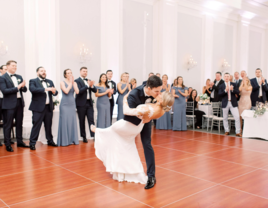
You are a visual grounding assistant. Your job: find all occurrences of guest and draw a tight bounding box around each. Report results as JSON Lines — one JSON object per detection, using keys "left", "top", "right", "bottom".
{"left": 95, "top": 73, "right": 113, "bottom": 128}
{"left": 238, "top": 77, "right": 252, "bottom": 134}
{"left": 130, "top": 78, "right": 137, "bottom": 89}
{"left": 172, "top": 76, "right": 188, "bottom": 131}
{"left": 250, "top": 68, "right": 268, "bottom": 107}
{"left": 0, "top": 65, "right": 7, "bottom": 147}
{"left": 210, "top": 71, "right": 224, "bottom": 102}
{"left": 106, "top": 70, "right": 116, "bottom": 124}
{"left": 186, "top": 87, "right": 192, "bottom": 101}
{"left": 117, "top": 73, "right": 131, "bottom": 120}
{"left": 156, "top": 74, "right": 171, "bottom": 130}
{"left": 142, "top": 72, "right": 154, "bottom": 85}
{"left": 75, "top": 67, "right": 97, "bottom": 142}
{"left": 241, "top": 70, "right": 247, "bottom": 79}
{"left": 218, "top": 73, "right": 241, "bottom": 137}
{"left": 229, "top": 75, "right": 233, "bottom": 82}
{"left": 233, "top": 71, "right": 242, "bottom": 86}
{"left": 187, "top": 89, "right": 205, "bottom": 129}
{"left": 156, "top": 73, "right": 161, "bottom": 77}
{"left": 202, "top": 79, "right": 212, "bottom": 97}
{"left": 0, "top": 60, "right": 28, "bottom": 152}
{"left": 28, "top": 67, "right": 58, "bottom": 150}
{"left": 171, "top": 78, "right": 177, "bottom": 89}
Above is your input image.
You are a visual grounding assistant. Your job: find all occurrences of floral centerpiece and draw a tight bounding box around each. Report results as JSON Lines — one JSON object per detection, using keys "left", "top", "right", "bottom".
{"left": 198, "top": 94, "right": 210, "bottom": 104}
{"left": 253, "top": 102, "right": 268, "bottom": 118}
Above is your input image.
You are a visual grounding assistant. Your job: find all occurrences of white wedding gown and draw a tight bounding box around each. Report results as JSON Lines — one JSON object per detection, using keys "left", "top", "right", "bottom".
{"left": 94, "top": 98, "right": 155, "bottom": 184}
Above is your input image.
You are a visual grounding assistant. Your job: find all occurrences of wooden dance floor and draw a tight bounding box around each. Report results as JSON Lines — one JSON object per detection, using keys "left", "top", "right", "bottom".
{"left": 1, "top": 129, "right": 268, "bottom": 207}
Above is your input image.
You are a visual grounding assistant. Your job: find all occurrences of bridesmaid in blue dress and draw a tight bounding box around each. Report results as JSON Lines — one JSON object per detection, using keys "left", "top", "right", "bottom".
{"left": 156, "top": 74, "right": 172, "bottom": 130}
{"left": 95, "top": 73, "right": 112, "bottom": 128}
{"left": 116, "top": 73, "right": 131, "bottom": 120}
{"left": 172, "top": 76, "right": 188, "bottom": 131}
{"left": 57, "top": 69, "right": 80, "bottom": 146}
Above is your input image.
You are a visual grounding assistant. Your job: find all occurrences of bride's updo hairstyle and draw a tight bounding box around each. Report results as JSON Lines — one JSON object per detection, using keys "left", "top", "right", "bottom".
{"left": 161, "top": 91, "right": 174, "bottom": 112}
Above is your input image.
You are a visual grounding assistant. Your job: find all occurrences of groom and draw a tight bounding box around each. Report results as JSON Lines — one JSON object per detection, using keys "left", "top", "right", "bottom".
{"left": 124, "top": 75, "right": 162, "bottom": 189}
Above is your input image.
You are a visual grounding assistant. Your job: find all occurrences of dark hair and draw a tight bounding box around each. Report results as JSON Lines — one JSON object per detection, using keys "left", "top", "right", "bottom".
{"left": 0, "top": 65, "right": 6, "bottom": 70}
{"left": 36, "top": 66, "right": 44, "bottom": 72}
{"left": 190, "top": 89, "right": 197, "bottom": 100}
{"left": 177, "top": 76, "right": 185, "bottom": 89}
{"left": 99, "top": 73, "right": 109, "bottom": 88}
{"left": 80, "top": 66, "right": 87, "bottom": 71}
{"left": 256, "top": 68, "right": 262, "bottom": 72}
{"left": 216, "top": 71, "right": 222, "bottom": 76}
{"left": 224, "top": 72, "right": 230, "bottom": 75}
{"left": 106, "top": 69, "right": 113, "bottom": 74}
{"left": 63, "top": 69, "right": 71, "bottom": 78}
{"left": 6, "top": 60, "right": 17, "bottom": 65}
{"left": 125, "top": 72, "right": 129, "bottom": 74}
{"left": 146, "top": 75, "right": 162, "bottom": 89}
{"left": 188, "top": 87, "right": 192, "bottom": 90}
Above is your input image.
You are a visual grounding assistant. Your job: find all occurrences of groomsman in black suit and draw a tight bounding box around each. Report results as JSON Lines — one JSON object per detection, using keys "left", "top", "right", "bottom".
{"left": 0, "top": 65, "right": 7, "bottom": 147}
{"left": 142, "top": 72, "right": 154, "bottom": 85}
{"left": 28, "top": 67, "right": 58, "bottom": 150}
{"left": 209, "top": 71, "right": 224, "bottom": 102}
{"left": 233, "top": 71, "right": 242, "bottom": 101}
{"left": 75, "top": 67, "right": 97, "bottom": 142}
{"left": 0, "top": 60, "right": 28, "bottom": 152}
{"left": 250, "top": 68, "right": 268, "bottom": 107}
{"left": 106, "top": 70, "right": 116, "bottom": 123}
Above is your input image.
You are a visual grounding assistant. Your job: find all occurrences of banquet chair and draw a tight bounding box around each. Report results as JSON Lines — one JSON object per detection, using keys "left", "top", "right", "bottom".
{"left": 210, "top": 102, "right": 225, "bottom": 133}
{"left": 186, "top": 101, "right": 195, "bottom": 130}
{"left": 202, "top": 102, "right": 221, "bottom": 131}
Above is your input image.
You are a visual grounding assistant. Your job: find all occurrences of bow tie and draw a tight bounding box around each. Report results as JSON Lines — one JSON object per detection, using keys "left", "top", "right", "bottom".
{"left": 41, "top": 79, "right": 47, "bottom": 83}
{"left": 10, "top": 74, "right": 16, "bottom": 77}
{"left": 83, "top": 78, "right": 88, "bottom": 81}
{"left": 108, "top": 81, "right": 111, "bottom": 83}
{"left": 145, "top": 96, "right": 154, "bottom": 100}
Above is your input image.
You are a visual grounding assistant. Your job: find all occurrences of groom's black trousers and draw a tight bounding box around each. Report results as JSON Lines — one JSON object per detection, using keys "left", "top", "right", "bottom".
{"left": 29, "top": 105, "right": 53, "bottom": 146}
{"left": 140, "top": 121, "right": 155, "bottom": 177}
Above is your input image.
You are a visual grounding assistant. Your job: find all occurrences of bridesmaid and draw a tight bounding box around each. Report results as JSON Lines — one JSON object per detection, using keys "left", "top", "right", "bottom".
{"left": 238, "top": 77, "right": 252, "bottom": 133}
{"left": 57, "top": 69, "right": 80, "bottom": 146}
{"left": 117, "top": 73, "right": 131, "bottom": 120}
{"left": 95, "top": 73, "right": 113, "bottom": 128}
{"left": 172, "top": 76, "right": 188, "bottom": 131}
{"left": 202, "top": 79, "right": 212, "bottom": 97}
{"left": 156, "top": 74, "right": 172, "bottom": 130}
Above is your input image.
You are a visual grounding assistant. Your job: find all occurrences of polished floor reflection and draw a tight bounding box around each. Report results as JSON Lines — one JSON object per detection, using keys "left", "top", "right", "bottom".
{"left": 0, "top": 129, "right": 268, "bottom": 207}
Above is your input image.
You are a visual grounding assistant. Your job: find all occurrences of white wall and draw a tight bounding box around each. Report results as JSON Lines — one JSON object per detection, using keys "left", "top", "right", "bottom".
{"left": 123, "top": 0, "right": 153, "bottom": 85}
{"left": 0, "top": 0, "right": 25, "bottom": 77}
{"left": 59, "top": 0, "right": 101, "bottom": 82}
{"left": 177, "top": 12, "right": 202, "bottom": 92}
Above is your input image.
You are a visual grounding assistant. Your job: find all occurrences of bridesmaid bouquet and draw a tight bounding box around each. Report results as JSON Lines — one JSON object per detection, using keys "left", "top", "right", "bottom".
{"left": 53, "top": 98, "right": 60, "bottom": 106}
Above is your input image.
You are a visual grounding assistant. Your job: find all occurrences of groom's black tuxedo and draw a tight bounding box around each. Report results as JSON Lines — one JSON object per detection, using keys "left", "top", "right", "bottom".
{"left": 124, "top": 85, "right": 155, "bottom": 177}
{"left": 0, "top": 73, "right": 27, "bottom": 146}
{"left": 75, "top": 77, "right": 97, "bottom": 138}
{"left": 28, "top": 78, "right": 58, "bottom": 146}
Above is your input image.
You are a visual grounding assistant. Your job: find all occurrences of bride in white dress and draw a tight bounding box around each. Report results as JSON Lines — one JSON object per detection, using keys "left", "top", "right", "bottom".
{"left": 91, "top": 91, "right": 174, "bottom": 184}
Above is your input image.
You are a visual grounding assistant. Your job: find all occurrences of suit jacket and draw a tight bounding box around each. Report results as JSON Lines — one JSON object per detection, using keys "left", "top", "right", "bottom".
{"left": 250, "top": 78, "right": 268, "bottom": 106}
{"left": 108, "top": 80, "right": 117, "bottom": 106}
{"left": 233, "top": 79, "right": 242, "bottom": 101}
{"left": 75, "top": 77, "right": 97, "bottom": 107}
{"left": 218, "top": 82, "right": 239, "bottom": 108}
{"left": 0, "top": 73, "right": 27, "bottom": 109}
{"left": 142, "top": 81, "right": 147, "bottom": 86}
{"left": 29, "top": 78, "right": 58, "bottom": 112}
{"left": 210, "top": 79, "right": 224, "bottom": 102}
{"left": 124, "top": 85, "right": 146, "bottom": 126}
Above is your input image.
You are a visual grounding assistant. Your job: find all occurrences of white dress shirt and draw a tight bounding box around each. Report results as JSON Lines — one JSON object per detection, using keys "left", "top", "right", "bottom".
{"left": 80, "top": 77, "right": 90, "bottom": 99}
{"left": 7, "top": 72, "right": 21, "bottom": 98}
{"left": 224, "top": 81, "right": 231, "bottom": 100}
{"left": 211, "top": 80, "right": 220, "bottom": 99}
{"left": 39, "top": 77, "right": 49, "bottom": 104}
{"left": 108, "top": 79, "right": 113, "bottom": 99}
{"left": 256, "top": 77, "right": 263, "bottom": 97}
{"left": 0, "top": 73, "right": 3, "bottom": 98}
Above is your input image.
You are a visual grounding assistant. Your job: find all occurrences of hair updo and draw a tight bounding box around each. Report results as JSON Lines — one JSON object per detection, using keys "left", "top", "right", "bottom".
{"left": 161, "top": 91, "right": 174, "bottom": 112}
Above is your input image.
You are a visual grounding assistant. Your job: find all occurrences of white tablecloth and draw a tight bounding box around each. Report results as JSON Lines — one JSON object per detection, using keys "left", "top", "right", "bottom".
{"left": 23, "top": 108, "right": 92, "bottom": 144}
{"left": 199, "top": 104, "right": 213, "bottom": 116}
{"left": 241, "top": 110, "right": 268, "bottom": 140}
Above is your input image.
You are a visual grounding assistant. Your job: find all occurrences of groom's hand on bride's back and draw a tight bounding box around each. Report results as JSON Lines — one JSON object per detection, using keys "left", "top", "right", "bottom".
{"left": 142, "top": 119, "right": 151, "bottom": 123}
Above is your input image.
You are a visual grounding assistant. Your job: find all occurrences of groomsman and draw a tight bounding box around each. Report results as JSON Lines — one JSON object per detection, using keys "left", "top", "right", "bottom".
{"left": 233, "top": 71, "right": 242, "bottom": 101}
{"left": 0, "top": 65, "right": 7, "bottom": 147}
{"left": 142, "top": 72, "right": 154, "bottom": 85}
{"left": 250, "top": 68, "right": 268, "bottom": 107}
{"left": 106, "top": 70, "right": 116, "bottom": 124}
{"left": 210, "top": 72, "right": 224, "bottom": 102}
{"left": 28, "top": 67, "right": 58, "bottom": 150}
{"left": 0, "top": 60, "right": 28, "bottom": 152}
{"left": 218, "top": 73, "right": 241, "bottom": 137}
{"left": 75, "top": 67, "right": 97, "bottom": 142}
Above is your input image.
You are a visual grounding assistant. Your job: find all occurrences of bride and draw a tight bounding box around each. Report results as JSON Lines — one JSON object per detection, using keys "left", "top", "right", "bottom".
{"left": 91, "top": 91, "right": 174, "bottom": 184}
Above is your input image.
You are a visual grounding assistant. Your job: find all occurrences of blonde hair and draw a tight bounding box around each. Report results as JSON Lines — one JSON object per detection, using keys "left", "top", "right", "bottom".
{"left": 243, "top": 77, "right": 252, "bottom": 87}
{"left": 130, "top": 78, "right": 136, "bottom": 84}
{"left": 162, "top": 74, "right": 168, "bottom": 80}
{"left": 120, "top": 73, "right": 126, "bottom": 81}
{"left": 161, "top": 91, "right": 174, "bottom": 112}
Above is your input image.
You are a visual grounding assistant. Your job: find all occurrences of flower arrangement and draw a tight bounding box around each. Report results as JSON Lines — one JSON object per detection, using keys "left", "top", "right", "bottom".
{"left": 253, "top": 102, "right": 268, "bottom": 118}
{"left": 199, "top": 93, "right": 209, "bottom": 100}
{"left": 53, "top": 98, "right": 60, "bottom": 106}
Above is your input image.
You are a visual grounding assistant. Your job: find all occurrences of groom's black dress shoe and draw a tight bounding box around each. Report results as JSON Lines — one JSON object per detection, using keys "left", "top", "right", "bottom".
{"left": 83, "top": 137, "right": 88, "bottom": 143}
{"left": 30, "top": 145, "right": 36, "bottom": 150}
{"left": 48, "top": 141, "right": 57, "bottom": 147}
{"left": 17, "top": 142, "right": 30, "bottom": 148}
{"left": 145, "top": 177, "right": 156, "bottom": 189}
{"left": 6, "top": 146, "right": 14, "bottom": 152}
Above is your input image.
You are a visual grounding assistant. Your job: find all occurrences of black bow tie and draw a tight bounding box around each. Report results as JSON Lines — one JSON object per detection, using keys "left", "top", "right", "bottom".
{"left": 41, "top": 79, "right": 47, "bottom": 83}
{"left": 145, "top": 96, "right": 154, "bottom": 100}
{"left": 108, "top": 81, "right": 111, "bottom": 83}
{"left": 83, "top": 78, "right": 88, "bottom": 81}
{"left": 10, "top": 74, "right": 16, "bottom": 77}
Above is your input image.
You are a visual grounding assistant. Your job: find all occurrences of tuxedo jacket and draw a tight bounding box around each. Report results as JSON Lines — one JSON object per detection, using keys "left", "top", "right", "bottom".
{"left": 209, "top": 79, "right": 224, "bottom": 102}
{"left": 250, "top": 78, "right": 268, "bottom": 106}
{"left": 218, "top": 82, "right": 239, "bottom": 108}
{"left": 0, "top": 73, "right": 27, "bottom": 109}
{"left": 108, "top": 80, "right": 117, "bottom": 106}
{"left": 124, "top": 85, "right": 147, "bottom": 126}
{"left": 142, "top": 81, "right": 147, "bottom": 86}
{"left": 29, "top": 78, "right": 58, "bottom": 112}
{"left": 75, "top": 77, "right": 97, "bottom": 107}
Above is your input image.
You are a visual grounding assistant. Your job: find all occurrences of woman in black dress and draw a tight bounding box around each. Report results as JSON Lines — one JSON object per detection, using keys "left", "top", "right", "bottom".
{"left": 202, "top": 79, "right": 212, "bottom": 97}
{"left": 187, "top": 89, "right": 205, "bottom": 129}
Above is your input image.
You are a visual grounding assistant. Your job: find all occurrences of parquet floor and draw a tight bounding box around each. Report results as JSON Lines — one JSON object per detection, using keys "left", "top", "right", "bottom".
{"left": 1, "top": 129, "right": 268, "bottom": 207}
